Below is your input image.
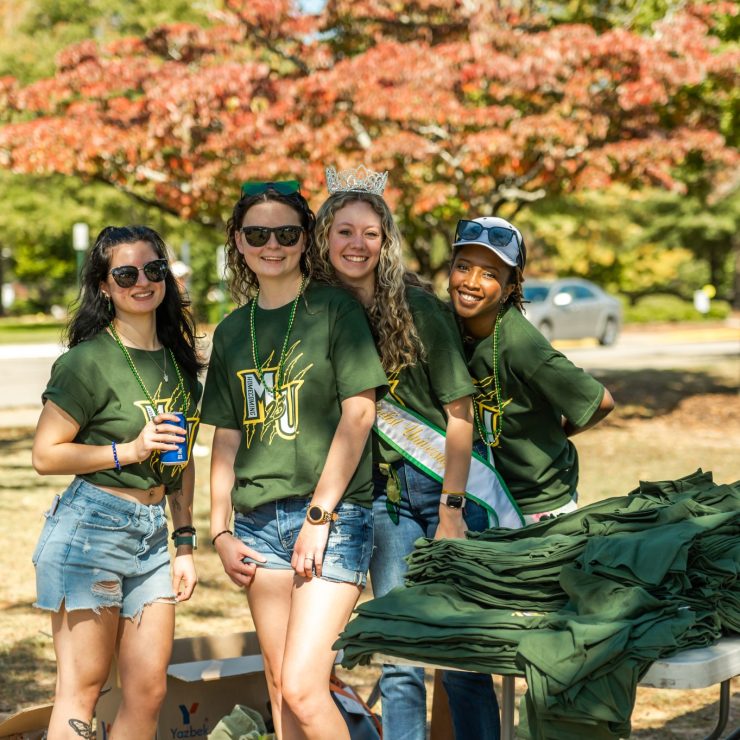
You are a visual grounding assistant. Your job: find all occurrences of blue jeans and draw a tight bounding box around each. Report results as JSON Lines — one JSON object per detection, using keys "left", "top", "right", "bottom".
{"left": 33, "top": 478, "right": 174, "bottom": 620}
{"left": 234, "top": 497, "right": 373, "bottom": 587}
{"left": 370, "top": 461, "right": 500, "bottom": 740}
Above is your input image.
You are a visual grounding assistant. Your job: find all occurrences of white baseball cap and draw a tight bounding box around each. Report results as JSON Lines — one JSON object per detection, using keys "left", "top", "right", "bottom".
{"left": 453, "top": 216, "right": 524, "bottom": 268}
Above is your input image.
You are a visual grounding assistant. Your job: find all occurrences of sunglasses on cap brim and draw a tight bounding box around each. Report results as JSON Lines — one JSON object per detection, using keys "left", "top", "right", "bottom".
{"left": 241, "top": 180, "right": 301, "bottom": 197}
{"left": 240, "top": 225, "right": 304, "bottom": 247}
{"left": 109, "top": 259, "right": 168, "bottom": 288}
{"left": 454, "top": 220, "right": 524, "bottom": 267}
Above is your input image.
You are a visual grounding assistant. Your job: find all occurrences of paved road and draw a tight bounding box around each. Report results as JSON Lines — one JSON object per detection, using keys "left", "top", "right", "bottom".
{"left": 0, "top": 327, "right": 737, "bottom": 427}
{"left": 564, "top": 339, "right": 739, "bottom": 370}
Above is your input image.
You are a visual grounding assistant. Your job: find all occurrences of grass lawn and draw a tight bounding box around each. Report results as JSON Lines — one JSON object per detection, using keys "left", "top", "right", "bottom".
{"left": 0, "top": 317, "right": 65, "bottom": 345}
{"left": 0, "top": 360, "right": 738, "bottom": 736}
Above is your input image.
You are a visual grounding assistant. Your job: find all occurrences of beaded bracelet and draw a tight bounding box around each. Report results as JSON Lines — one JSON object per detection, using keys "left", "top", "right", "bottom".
{"left": 171, "top": 526, "right": 196, "bottom": 540}
{"left": 211, "top": 529, "right": 233, "bottom": 546}
{"left": 111, "top": 441, "right": 121, "bottom": 471}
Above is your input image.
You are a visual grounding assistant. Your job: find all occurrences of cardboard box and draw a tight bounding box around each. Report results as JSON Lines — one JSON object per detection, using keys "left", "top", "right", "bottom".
{"left": 0, "top": 703, "right": 53, "bottom": 740}
{"left": 96, "top": 631, "right": 271, "bottom": 739}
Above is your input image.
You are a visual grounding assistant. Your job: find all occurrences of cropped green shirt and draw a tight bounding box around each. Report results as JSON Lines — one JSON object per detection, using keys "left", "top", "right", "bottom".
{"left": 43, "top": 331, "right": 201, "bottom": 492}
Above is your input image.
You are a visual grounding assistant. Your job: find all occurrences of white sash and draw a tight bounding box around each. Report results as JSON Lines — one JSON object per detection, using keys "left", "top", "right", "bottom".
{"left": 374, "top": 398, "right": 524, "bottom": 529}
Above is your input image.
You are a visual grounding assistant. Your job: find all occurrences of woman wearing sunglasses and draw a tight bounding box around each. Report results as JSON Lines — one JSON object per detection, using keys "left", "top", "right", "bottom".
{"left": 201, "top": 181, "right": 386, "bottom": 739}
{"left": 313, "top": 167, "right": 508, "bottom": 740}
{"left": 31, "top": 225, "right": 203, "bottom": 739}
{"left": 448, "top": 216, "right": 614, "bottom": 525}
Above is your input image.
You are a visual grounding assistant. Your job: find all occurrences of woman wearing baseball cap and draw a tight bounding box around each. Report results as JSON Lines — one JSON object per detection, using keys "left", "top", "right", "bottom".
{"left": 448, "top": 216, "right": 615, "bottom": 524}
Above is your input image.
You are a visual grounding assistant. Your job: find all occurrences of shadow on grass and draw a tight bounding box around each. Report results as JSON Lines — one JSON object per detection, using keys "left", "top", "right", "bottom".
{"left": 0, "top": 635, "right": 55, "bottom": 710}
{"left": 631, "top": 689, "right": 739, "bottom": 739}
{"left": 1, "top": 601, "right": 36, "bottom": 613}
{"left": 182, "top": 605, "right": 231, "bottom": 619}
{"left": 0, "top": 429, "right": 32, "bottom": 452}
{"left": 591, "top": 368, "right": 738, "bottom": 420}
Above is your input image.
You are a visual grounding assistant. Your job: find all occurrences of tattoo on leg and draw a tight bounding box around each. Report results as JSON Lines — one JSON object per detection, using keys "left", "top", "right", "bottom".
{"left": 171, "top": 488, "right": 182, "bottom": 511}
{"left": 69, "top": 719, "right": 93, "bottom": 738}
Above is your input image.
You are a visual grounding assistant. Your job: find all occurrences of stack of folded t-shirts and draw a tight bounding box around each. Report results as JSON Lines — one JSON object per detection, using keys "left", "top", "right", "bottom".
{"left": 405, "top": 533, "right": 588, "bottom": 611}
{"left": 338, "top": 581, "right": 551, "bottom": 674}
{"left": 336, "top": 470, "right": 740, "bottom": 739}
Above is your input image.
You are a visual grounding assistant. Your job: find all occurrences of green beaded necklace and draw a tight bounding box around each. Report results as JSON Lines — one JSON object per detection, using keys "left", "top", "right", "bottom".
{"left": 250, "top": 275, "right": 306, "bottom": 396}
{"left": 109, "top": 322, "right": 190, "bottom": 411}
{"left": 473, "top": 307, "right": 505, "bottom": 448}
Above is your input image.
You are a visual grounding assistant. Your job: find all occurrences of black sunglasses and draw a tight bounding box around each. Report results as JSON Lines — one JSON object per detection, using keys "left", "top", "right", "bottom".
{"left": 455, "top": 220, "right": 521, "bottom": 248}
{"left": 109, "top": 259, "right": 169, "bottom": 288}
{"left": 240, "top": 225, "right": 304, "bottom": 247}
{"left": 241, "top": 180, "right": 301, "bottom": 197}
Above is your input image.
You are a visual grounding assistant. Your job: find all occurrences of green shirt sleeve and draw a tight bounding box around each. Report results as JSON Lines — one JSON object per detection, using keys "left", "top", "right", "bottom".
{"left": 415, "top": 294, "right": 475, "bottom": 405}
{"left": 43, "top": 350, "right": 98, "bottom": 427}
{"left": 330, "top": 298, "right": 389, "bottom": 402}
{"left": 525, "top": 350, "right": 605, "bottom": 429}
{"left": 201, "top": 320, "right": 243, "bottom": 430}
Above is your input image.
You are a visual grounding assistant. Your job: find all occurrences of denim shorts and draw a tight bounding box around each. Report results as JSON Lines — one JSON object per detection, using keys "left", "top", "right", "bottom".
{"left": 233, "top": 497, "right": 373, "bottom": 588}
{"left": 33, "top": 478, "right": 175, "bottom": 619}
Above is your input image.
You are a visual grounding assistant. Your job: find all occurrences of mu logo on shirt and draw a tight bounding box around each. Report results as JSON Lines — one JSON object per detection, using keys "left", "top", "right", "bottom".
{"left": 133, "top": 383, "right": 199, "bottom": 473}
{"left": 474, "top": 373, "right": 512, "bottom": 447}
{"left": 238, "top": 341, "right": 313, "bottom": 448}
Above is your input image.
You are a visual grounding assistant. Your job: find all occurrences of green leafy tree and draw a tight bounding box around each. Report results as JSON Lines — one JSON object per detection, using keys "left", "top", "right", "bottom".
{"left": 0, "top": 0, "right": 222, "bottom": 315}
{"left": 0, "top": 0, "right": 217, "bottom": 83}
{"left": 518, "top": 186, "right": 706, "bottom": 301}
{"left": 0, "top": 170, "right": 219, "bottom": 314}
{"left": 0, "top": 0, "right": 737, "bottom": 309}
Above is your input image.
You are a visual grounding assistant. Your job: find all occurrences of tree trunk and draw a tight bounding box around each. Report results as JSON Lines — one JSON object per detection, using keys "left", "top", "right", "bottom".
{"left": 0, "top": 245, "right": 5, "bottom": 317}
{"left": 732, "top": 236, "right": 740, "bottom": 310}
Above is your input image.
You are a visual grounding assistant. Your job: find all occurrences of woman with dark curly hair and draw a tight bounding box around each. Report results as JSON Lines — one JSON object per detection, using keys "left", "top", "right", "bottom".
{"left": 31, "top": 225, "right": 203, "bottom": 739}
{"left": 448, "top": 215, "right": 614, "bottom": 522}
{"left": 202, "top": 181, "right": 386, "bottom": 739}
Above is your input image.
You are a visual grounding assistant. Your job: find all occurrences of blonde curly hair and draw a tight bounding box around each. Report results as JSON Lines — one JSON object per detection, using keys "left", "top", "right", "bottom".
{"left": 314, "top": 192, "right": 424, "bottom": 373}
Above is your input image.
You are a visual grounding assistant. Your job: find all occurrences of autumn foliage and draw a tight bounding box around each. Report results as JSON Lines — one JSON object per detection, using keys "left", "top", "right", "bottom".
{"left": 0, "top": 0, "right": 736, "bottom": 271}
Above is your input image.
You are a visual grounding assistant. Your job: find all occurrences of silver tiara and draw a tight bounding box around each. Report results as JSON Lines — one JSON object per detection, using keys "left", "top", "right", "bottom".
{"left": 325, "top": 165, "right": 388, "bottom": 196}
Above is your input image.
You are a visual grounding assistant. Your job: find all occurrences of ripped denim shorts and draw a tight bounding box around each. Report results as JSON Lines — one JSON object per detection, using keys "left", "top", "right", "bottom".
{"left": 33, "top": 477, "right": 175, "bottom": 619}
{"left": 234, "top": 497, "right": 373, "bottom": 588}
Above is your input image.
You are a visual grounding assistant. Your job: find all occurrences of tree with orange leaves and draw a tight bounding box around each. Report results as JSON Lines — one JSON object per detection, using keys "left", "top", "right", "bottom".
{"left": 0, "top": 0, "right": 736, "bottom": 280}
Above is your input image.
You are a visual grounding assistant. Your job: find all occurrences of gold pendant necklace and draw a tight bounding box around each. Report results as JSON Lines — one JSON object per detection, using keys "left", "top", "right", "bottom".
{"left": 109, "top": 322, "right": 189, "bottom": 411}
{"left": 148, "top": 347, "right": 168, "bottom": 382}
{"left": 112, "top": 324, "right": 168, "bottom": 382}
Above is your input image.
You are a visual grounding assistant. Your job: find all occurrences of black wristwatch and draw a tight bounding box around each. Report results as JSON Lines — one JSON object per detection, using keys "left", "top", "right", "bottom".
{"left": 440, "top": 493, "right": 466, "bottom": 510}
{"left": 306, "top": 504, "right": 339, "bottom": 525}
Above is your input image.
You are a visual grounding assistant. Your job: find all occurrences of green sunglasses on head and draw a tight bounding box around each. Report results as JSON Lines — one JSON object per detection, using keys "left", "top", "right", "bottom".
{"left": 241, "top": 180, "right": 301, "bottom": 197}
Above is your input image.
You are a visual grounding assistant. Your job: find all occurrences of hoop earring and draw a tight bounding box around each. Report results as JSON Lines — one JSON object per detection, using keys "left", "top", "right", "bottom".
{"left": 102, "top": 293, "right": 112, "bottom": 314}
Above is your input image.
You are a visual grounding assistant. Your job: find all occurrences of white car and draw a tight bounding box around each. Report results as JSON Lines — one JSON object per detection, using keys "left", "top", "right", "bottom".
{"left": 523, "top": 278, "right": 622, "bottom": 345}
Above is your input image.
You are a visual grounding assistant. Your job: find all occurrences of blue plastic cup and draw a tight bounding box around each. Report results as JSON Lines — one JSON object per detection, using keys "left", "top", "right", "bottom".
{"left": 160, "top": 412, "right": 188, "bottom": 465}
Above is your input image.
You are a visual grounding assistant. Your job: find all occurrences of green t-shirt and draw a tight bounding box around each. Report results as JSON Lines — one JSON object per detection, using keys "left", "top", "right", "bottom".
{"left": 465, "top": 306, "right": 605, "bottom": 515}
{"left": 201, "top": 282, "right": 388, "bottom": 512}
{"left": 374, "top": 286, "right": 475, "bottom": 464}
{"left": 43, "top": 331, "right": 202, "bottom": 492}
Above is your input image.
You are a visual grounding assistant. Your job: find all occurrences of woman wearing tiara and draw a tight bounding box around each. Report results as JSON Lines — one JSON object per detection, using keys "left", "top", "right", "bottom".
{"left": 31, "top": 225, "right": 201, "bottom": 739}
{"left": 315, "top": 166, "right": 508, "bottom": 740}
{"left": 201, "top": 180, "right": 387, "bottom": 739}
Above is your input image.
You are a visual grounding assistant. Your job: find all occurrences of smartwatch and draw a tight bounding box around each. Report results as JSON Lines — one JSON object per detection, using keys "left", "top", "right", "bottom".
{"left": 173, "top": 532, "right": 198, "bottom": 549}
{"left": 440, "top": 493, "right": 466, "bottom": 510}
{"left": 306, "top": 504, "right": 339, "bottom": 525}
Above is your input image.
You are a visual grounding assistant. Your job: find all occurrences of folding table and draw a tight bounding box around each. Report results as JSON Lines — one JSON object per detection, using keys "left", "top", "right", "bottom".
{"left": 375, "top": 635, "right": 739, "bottom": 739}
